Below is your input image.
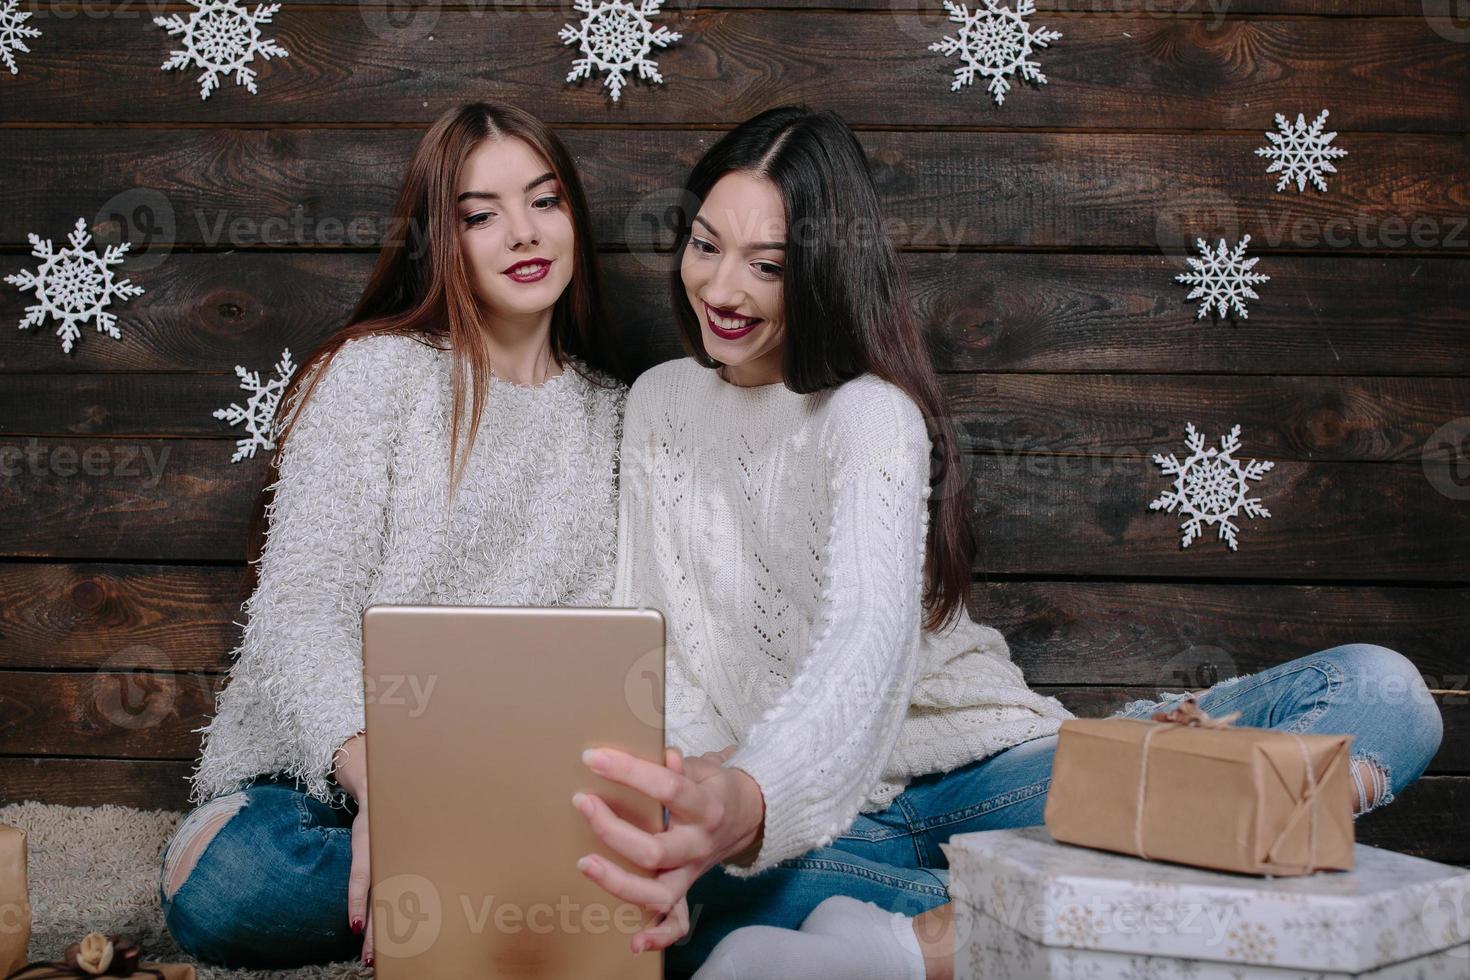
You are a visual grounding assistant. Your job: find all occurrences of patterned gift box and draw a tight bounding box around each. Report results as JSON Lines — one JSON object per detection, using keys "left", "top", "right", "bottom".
{"left": 940, "top": 826, "right": 1470, "bottom": 978}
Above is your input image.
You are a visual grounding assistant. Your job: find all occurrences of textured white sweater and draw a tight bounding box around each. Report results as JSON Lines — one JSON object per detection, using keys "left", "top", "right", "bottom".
{"left": 188, "top": 332, "right": 627, "bottom": 808}
{"left": 611, "top": 358, "right": 1075, "bottom": 878}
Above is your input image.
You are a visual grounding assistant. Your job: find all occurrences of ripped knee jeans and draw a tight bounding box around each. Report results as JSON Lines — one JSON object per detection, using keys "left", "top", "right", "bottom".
{"left": 157, "top": 774, "right": 359, "bottom": 969}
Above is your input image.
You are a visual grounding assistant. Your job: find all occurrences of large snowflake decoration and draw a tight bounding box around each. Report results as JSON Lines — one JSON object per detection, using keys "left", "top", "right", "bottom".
{"left": 152, "top": 1, "right": 288, "bottom": 100}
{"left": 1255, "top": 109, "right": 1347, "bottom": 193}
{"left": 1175, "top": 235, "right": 1270, "bottom": 321}
{"left": 5, "top": 217, "right": 145, "bottom": 355}
{"left": 928, "top": 0, "right": 1062, "bottom": 106}
{"left": 0, "top": 0, "right": 41, "bottom": 76}
{"left": 214, "top": 348, "right": 297, "bottom": 463}
{"left": 559, "top": 0, "right": 681, "bottom": 104}
{"left": 1150, "top": 423, "right": 1274, "bottom": 551}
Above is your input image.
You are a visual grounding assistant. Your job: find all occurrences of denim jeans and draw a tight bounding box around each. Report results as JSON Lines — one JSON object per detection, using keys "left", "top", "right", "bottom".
{"left": 160, "top": 643, "right": 1444, "bottom": 975}
{"left": 159, "top": 773, "right": 361, "bottom": 968}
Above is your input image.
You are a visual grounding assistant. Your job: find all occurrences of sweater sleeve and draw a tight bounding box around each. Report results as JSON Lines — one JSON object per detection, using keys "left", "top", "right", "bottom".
{"left": 719, "top": 383, "right": 932, "bottom": 877}
{"left": 188, "top": 335, "right": 401, "bottom": 808}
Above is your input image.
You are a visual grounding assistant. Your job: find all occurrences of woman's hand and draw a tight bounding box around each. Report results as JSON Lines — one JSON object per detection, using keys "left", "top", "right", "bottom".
{"left": 331, "top": 731, "right": 374, "bottom": 967}
{"left": 572, "top": 743, "right": 764, "bottom": 956}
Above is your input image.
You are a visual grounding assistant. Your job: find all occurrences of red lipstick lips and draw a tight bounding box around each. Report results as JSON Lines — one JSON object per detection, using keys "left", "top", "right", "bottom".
{"left": 704, "top": 301, "right": 762, "bottom": 340}
{"left": 504, "top": 258, "right": 552, "bottom": 283}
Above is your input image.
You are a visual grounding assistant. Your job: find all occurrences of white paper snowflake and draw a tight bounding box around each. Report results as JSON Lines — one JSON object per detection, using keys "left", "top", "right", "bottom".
{"left": 1255, "top": 109, "right": 1347, "bottom": 193}
{"left": 1150, "top": 423, "right": 1274, "bottom": 551}
{"left": 0, "top": 0, "right": 41, "bottom": 76}
{"left": 153, "top": 1, "right": 288, "bottom": 100}
{"left": 213, "top": 348, "right": 297, "bottom": 463}
{"left": 928, "top": 0, "right": 1062, "bottom": 106}
{"left": 1175, "top": 234, "right": 1270, "bottom": 321}
{"left": 4, "top": 217, "right": 145, "bottom": 355}
{"left": 559, "top": 0, "right": 681, "bottom": 104}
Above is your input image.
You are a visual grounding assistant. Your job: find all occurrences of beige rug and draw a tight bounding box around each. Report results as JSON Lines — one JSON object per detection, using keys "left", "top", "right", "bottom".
{"left": 0, "top": 801, "right": 371, "bottom": 980}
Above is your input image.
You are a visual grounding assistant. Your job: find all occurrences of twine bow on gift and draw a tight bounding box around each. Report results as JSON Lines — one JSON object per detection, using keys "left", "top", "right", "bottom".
{"left": 3, "top": 932, "right": 170, "bottom": 980}
{"left": 1134, "top": 696, "right": 1322, "bottom": 874}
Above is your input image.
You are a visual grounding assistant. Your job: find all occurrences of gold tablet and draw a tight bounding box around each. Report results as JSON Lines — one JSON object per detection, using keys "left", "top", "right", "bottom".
{"left": 362, "top": 605, "right": 666, "bottom": 979}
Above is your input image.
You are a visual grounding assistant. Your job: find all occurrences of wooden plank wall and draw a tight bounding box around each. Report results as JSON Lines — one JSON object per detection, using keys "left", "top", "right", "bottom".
{"left": 1, "top": 2, "right": 1466, "bottom": 866}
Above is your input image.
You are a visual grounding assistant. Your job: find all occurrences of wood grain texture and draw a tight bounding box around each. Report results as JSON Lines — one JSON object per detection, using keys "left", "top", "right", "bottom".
{"left": 4, "top": 11, "right": 1465, "bottom": 129}
{"left": 2, "top": 253, "right": 1468, "bottom": 376}
{"left": 2, "top": 130, "right": 1468, "bottom": 252}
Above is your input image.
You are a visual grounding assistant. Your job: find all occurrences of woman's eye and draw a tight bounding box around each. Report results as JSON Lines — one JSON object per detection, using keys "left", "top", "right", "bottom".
{"left": 755, "top": 263, "right": 782, "bottom": 277}
{"left": 691, "top": 238, "right": 717, "bottom": 255}
{"left": 534, "top": 195, "right": 561, "bottom": 210}
{"left": 464, "top": 213, "right": 492, "bottom": 227}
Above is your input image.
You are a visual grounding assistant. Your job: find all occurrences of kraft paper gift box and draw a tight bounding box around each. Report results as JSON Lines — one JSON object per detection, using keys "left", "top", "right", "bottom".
{"left": 1, "top": 825, "right": 31, "bottom": 979}
{"left": 1043, "top": 697, "right": 1356, "bottom": 875}
{"left": 941, "top": 826, "right": 1470, "bottom": 979}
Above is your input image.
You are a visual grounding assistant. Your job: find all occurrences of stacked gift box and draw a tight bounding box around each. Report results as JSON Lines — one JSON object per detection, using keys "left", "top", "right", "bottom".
{"left": 941, "top": 826, "right": 1470, "bottom": 978}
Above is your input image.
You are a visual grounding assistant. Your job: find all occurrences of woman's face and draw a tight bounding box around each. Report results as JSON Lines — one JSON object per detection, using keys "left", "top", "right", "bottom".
{"left": 456, "top": 136, "right": 575, "bottom": 327}
{"left": 680, "top": 171, "right": 787, "bottom": 385}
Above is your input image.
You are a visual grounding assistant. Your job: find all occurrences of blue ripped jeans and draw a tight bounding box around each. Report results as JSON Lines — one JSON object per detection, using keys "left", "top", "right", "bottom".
{"left": 665, "top": 642, "right": 1446, "bottom": 977}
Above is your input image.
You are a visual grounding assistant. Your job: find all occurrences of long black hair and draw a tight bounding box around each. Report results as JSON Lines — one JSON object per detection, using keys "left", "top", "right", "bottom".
{"left": 669, "top": 106, "right": 973, "bottom": 633}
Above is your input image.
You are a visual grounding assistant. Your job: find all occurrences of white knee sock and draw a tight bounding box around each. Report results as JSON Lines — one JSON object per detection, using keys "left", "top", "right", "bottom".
{"left": 692, "top": 895, "right": 926, "bottom": 980}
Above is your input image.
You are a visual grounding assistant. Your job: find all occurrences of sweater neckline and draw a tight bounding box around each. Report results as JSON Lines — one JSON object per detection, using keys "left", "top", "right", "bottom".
{"left": 705, "top": 363, "right": 810, "bottom": 411}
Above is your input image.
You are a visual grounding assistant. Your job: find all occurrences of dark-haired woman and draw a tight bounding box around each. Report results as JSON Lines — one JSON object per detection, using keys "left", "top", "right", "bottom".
{"left": 571, "top": 106, "right": 1443, "bottom": 980}
{"left": 157, "top": 102, "right": 629, "bottom": 970}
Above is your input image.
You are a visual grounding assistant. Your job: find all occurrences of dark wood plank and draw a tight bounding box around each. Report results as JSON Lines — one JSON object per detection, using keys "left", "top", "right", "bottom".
{"left": 312, "top": 1, "right": 1434, "bottom": 12}
{"left": 2, "top": 437, "right": 1466, "bottom": 579}
{"left": 2, "top": 130, "right": 1467, "bottom": 251}
{"left": 967, "top": 454, "right": 1470, "bottom": 580}
{"left": 0, "top": 757, "right": 198, "bottom": 810}
{"left": 0, "top": 438, "right": 264, "bottom": 561}
{"left": 0, "top": 671, "right": 222, "bottom": 758}
{"left": 1352, "top": 776, "right": 1470, "bottom": 861}
{"left": 5, "top": 12, "right": 1464, "bottom": 129}
{"left": 971, "top": 581, "right": 1470, "bottom": 689}
{"left": 9, "top": 371, "right": 1466, "bottom": 468}
{"left": 0, "top": 563, "right": 244, "bottom": 672}
{"left": 3, "top": 563, "right": 1464, "bottom": 695}
{"left": 3, "top": 252, "right": 1468, "bottom": 376}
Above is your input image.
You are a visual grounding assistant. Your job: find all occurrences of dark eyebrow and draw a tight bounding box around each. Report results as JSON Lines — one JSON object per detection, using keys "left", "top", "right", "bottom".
{"left": 693, "top": 214, "right": 785, "bottom": 251}
{"left": 457, "top": 171, "right": 557, "bottom": 204}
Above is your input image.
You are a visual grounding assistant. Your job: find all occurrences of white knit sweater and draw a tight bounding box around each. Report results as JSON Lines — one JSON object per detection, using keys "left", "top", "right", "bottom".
{"left": 611, "top": 358, "right": 1075, "bottom": 878}
{"left": 188, "top": 332, "right": 627, "bottom": 808}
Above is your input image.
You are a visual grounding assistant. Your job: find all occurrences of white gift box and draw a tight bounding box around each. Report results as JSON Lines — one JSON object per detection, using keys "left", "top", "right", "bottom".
{"left": 939, "top": 826, "right": 1470, "bottom": 979}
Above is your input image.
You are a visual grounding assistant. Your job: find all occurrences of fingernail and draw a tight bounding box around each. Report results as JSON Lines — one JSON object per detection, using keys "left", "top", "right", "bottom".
{"left": 572, "top": 791, "right": 589, "bottom": 814}
{"left": 582, "top": 748, "right": 604, "bottom": 769}
{"left": 576, "top": 855, "right": 597, "bottom": 875}
{"left": 351, "top": 918, "right": 364, "bottom": 935}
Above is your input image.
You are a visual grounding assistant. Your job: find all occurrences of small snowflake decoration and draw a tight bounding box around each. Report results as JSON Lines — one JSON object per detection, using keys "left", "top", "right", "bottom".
{"left": 214, "top": 348, "right": 297, "bottom": 463}
{"left": 1150, "top": 423, "right": 1274, "bottom": 551}
{"left": 5, "top": 217, "right": 145, "bottom": 355}
{"left": 153, "top": 1, "right": 288, "bottom": 100}
{"left": 928, "top": 0, "right": 1062, "bottom": 106}
{"left": 1175, "top": 234, "right": 1270, "bottom": 321}
{"left": 0, "top": 0, "right": 41, "bottom": 76}
{"left": 1255, "top": 109, "right": 1347, "bottom": 193}
{"left": 559, "top": 0, "right": 681, "bottom": 104}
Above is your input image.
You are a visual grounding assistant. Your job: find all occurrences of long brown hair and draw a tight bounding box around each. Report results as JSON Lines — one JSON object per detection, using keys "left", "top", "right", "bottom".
{"left": 669, "top": 106, "right": 973, "bottom": 633}
{"left": 237, "top": 102, "right": 628, "bottom": 600}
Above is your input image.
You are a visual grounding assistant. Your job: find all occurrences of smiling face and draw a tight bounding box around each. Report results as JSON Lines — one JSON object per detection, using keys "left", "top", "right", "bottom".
{"left": 680, "top": 171, "right": 788, "bottom": 386}
{"left": 455, "top": 135, "right": 576, "bottom": 329}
